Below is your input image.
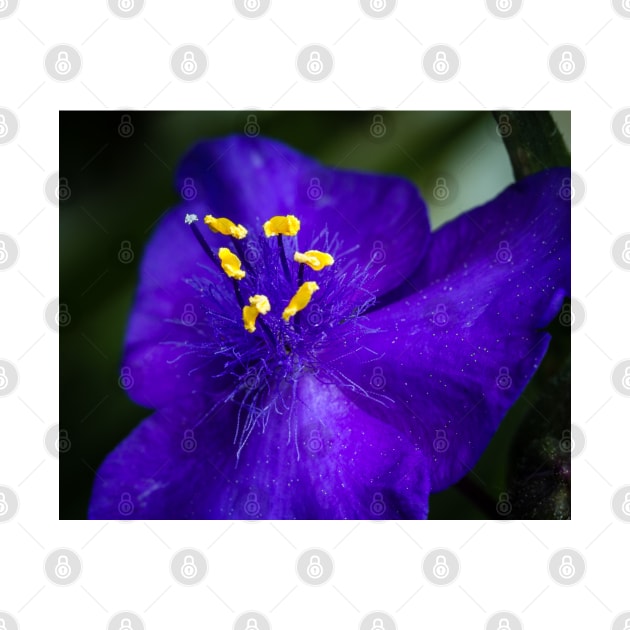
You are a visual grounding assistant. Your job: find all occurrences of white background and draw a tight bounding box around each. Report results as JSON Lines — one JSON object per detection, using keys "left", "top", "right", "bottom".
{"left": 1, "top": 0, "right": 629, "bottom": 628}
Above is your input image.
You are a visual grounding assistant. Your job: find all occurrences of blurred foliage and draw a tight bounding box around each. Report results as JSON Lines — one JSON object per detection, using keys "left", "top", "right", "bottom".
{"left": 60, "top": 111, "right": 570, "bottom": 519}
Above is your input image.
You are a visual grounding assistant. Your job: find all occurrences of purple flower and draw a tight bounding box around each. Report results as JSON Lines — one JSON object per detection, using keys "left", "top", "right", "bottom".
{"left": 89, "top": 136, "right": 570, "bottom": 520}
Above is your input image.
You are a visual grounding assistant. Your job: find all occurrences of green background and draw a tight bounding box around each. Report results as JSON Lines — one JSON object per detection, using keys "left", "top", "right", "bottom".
{"left": 60, "top": 111, "right": 570, "bottom": 519}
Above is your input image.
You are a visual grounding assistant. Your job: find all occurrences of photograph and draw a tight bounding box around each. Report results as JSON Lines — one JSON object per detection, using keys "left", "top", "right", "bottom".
{"left": 60, "top": 110, "right": 571, "bottom": 520}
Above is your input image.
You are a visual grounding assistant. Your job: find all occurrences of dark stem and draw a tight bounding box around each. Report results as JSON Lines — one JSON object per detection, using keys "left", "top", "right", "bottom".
{"left": 492, "top": 111, "right": 570, "bottom": 181}
{"left": 258, "top": 318, "right": 276, "bottom": 345}
{"left": 297, "top": 262, "right": 305, "bottom": 287}
{"left": 277, "top": 234, "right": 291, "bottom": 281}
{"left": 232, "top": 237, "right": 252, "bottom": 274}
{"left": 189, "top": 223, "right": 220, "bottom": 270}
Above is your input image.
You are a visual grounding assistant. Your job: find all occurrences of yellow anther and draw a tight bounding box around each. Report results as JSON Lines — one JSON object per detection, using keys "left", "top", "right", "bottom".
{"left": 204, "top": 215, "right": 248, "bottom": 239}
{"left": 218, "top": 247, "right": 246, "bottom": 280}
{"left": 294, "top": 250, "right": 335, "bottom": 271}
{"left": 282, "top": 281, "right": 319, "bottom": 322}
{"left": 263, "top": 215, "right": 301, "bottom": 237}
{"left": 243, "top": 294, "right": 271, "bottom": 333}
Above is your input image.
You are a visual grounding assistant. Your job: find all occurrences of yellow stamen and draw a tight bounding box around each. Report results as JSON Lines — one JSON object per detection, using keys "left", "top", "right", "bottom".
{"left": 218, "top": 247, "right": 246, "bottom": 280}
{"left": 204, "top": 215, "right": 248, "bottom": 239}
{"left": 263, "top": 215, "right": 301, "bottom": 237}
{"left": 282, "top": 281, "right": 319, "bottom": 322}
{"left": 243, "top": 295, "right": 271, "bottom": 333}
{"left": 294, "top": 250, "right": 335, "bottom": 271}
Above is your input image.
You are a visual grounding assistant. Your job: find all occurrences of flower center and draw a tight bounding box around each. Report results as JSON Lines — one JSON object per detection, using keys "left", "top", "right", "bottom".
{"left": 185, "top": 213, "right": 334, "bottom": 336}
{"left": 182, "top": 211, "right": 375, "bottom": 458}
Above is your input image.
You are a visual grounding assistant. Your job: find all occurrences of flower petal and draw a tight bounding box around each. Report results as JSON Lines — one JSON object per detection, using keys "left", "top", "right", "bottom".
{"left": 324, "top": 168, "right": 570, "bottom": 492}
{"left": 122, "top": 206, "right": 231, "bottom": 409}
{"left": 88, "top": 376, "right": 430, "bottom": 519}
{"left": 176, "top": 135, "right": 431, "bottom": 297}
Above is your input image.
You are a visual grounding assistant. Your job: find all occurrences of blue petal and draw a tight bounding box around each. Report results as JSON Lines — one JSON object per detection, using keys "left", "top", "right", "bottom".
{"left": 323, "top": 168, "right": 570, "bottom": 492}
{"left": 176, "top": 135, "right": 431, "bottom": 297}
{"left": 122, "top": 204, "right": 231, "bottom": 409}
{"left": 88, "top": 376, "right": 430, "bottom": 519}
